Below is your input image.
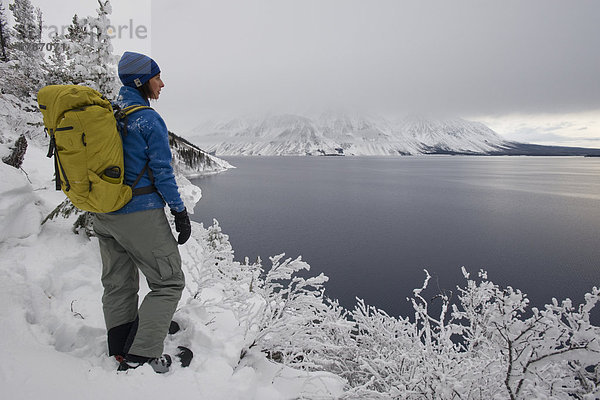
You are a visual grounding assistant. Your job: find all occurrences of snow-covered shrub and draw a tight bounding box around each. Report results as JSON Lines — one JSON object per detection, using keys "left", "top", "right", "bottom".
{"left": 235, "top": 254, "right": 331, "bottom": 366}
{"left": 183, "top": 219, "right": 249, "bottom": 300}
{"left": 42, "top": 198, "right": 94, "bottom": 238}
{"left": 331, "top": 270, "right": 599, "bottom": 399}
{"left": 188, "top": 224, "right": 599, "bottom": 399}
{"left": 452, "top": 268, "right": 600, "bottom": 399}
{"left": 310, "top": 272, "right": 477, "bottom": 400}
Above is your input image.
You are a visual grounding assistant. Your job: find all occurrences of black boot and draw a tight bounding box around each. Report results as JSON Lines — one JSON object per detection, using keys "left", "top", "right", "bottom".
{"left": 117, "top": 353, "right": 172, "bottom": 374}
{"left": 107, "top": 319, "right": 137, "bottom": 360}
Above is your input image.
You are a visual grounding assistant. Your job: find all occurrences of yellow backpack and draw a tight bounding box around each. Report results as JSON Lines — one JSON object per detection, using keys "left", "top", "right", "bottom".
{"left": 37, "top": 85, "right": 152, "bottom": 213}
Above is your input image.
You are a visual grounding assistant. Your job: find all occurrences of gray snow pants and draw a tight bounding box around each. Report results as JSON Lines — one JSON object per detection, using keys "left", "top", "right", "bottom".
{"left": 93, "top": 208, "right": 185, "bottom": 358}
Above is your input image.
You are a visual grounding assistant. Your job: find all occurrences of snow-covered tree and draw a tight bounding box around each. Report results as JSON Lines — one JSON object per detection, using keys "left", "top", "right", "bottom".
{"left": 35, "top": 5, "right": 41, "bottom": 41}
{"left": 0, "top": 2, "right": 10, "bottom": 62}
{"left": 66, "top": 13, "right": 86, "bottom": 42}
{"left": 46, "top": 13, "right": 86, "bottom": 86}
{"left": 50, "top": 1, "right": 118, "bottom": 97}
{"left": 46, "top": 31, "right": 69, "bottom": 85}
{"left": 45, "top": 13, "right": 82, "bottom": 85}
{"left": 85, "top": 0, "right": 118, "bottom": 97}
{"left": 5, "top": 0, "right": 46, "bottom": 97}
{"left": 9, "top": 0, "right": 38, "bottom": 45}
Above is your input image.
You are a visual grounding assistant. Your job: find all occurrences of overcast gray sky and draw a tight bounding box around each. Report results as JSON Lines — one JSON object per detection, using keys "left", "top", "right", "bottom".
{"left": 32, "top": 0, "right": 600, "bottom": 146}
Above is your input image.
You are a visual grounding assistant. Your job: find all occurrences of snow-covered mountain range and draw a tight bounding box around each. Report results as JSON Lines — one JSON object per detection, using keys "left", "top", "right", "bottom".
{"left": 187, "top": 112, "right": 512, "bottom": 156}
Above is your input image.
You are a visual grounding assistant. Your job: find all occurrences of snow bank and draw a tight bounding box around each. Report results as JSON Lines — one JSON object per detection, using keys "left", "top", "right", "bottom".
{"left": 0, "top": 163, "right": 42, "bottom": 242}
{"left": 175, "top": 174, "right": 202, "bottom": 214}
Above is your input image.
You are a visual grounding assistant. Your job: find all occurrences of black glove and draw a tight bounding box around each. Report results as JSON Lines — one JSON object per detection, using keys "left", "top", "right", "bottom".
{"left": 171, "top": 208, "right": 191, "bottom": 245}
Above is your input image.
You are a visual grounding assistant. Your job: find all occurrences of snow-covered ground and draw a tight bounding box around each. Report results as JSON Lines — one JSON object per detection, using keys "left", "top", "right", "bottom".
{"left": 0, "top": 128, "right": 343, "bottom": 399}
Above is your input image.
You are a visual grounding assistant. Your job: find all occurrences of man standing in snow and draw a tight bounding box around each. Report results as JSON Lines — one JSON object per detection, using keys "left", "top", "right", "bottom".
{"left": 93, "top": 51, "right": 191, "bottom": 373}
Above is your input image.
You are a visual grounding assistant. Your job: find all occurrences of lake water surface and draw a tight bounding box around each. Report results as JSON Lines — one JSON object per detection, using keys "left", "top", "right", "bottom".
{"left": 191, "top": 156, "right": 600, "bottom": 322}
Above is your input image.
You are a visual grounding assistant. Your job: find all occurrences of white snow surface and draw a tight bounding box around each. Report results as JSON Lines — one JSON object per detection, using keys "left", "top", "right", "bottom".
{"left": 0, "top": 101, "right": 343, "bottom": 399}
{"left": 187, "top": 111, "right": 510, "bottom": 156}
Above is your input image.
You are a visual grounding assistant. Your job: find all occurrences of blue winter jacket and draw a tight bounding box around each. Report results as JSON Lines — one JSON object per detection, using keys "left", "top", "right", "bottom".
{"left": 111, "top": 85, "right": 185, "bottom": 214}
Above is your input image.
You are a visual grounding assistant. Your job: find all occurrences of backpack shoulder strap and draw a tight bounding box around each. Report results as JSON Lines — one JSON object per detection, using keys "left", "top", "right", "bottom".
{"left": 113, "top": 105, "right": 157, "bottom": 196}
{"left": 122, "top": 105, "right": 152, "bottom": 115}
{"left": 114, "top": 105, "right": 153, "bottom": 137}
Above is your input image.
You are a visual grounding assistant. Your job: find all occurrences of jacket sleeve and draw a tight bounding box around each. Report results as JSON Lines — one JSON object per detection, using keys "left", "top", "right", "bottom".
{"left": 142, "top": 110, "right": 185, "bottom": 212}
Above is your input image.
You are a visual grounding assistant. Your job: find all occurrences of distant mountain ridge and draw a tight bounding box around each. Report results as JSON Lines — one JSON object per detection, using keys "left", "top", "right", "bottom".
{"left": 187, "top": 112, "right": 600, "bottom": 156}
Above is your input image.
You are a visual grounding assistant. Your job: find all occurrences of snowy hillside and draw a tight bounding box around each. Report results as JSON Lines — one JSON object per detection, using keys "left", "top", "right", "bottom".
{"left": 0, "top": 160, "right": 344, "bottom": 399}
{"left": 399, "top": 115, "right": 508, "bottom": 154}
{"left": 187, "top": 112, "right": 510, "bottom": 156}
{"left": 168, "top": 130, "right": 234, "bottom": 177}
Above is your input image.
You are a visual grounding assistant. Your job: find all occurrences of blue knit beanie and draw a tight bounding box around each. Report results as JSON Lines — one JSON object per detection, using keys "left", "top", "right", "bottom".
{"left": 118, "top": 51, "right": 161, "bottom": 88}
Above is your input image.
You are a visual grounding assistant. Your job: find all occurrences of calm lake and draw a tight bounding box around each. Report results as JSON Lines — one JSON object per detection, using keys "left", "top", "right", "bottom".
{"left": 191, "top": 156, "right": 600, "bottom": 323}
